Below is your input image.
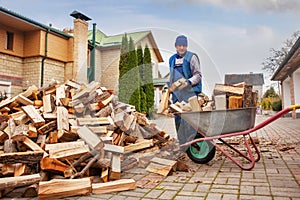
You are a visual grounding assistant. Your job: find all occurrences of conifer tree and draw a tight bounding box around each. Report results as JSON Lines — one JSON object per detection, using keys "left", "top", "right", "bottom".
{"left": 143, "top": 44, "right": 154, "bottom": 114}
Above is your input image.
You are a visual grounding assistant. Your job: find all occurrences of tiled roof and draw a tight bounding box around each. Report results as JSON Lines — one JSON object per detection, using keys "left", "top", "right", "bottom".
{"left": 225, "top": 73, "right": 264, "bottom": 85}
{"left": 88, "top": 30, "right": 151, "bottom": 47}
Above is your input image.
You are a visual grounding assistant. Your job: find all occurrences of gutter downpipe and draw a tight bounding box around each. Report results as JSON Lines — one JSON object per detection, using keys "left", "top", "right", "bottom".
{"left": 88, "top": 23, "right": 96, "bottom": 82}
{"left": 41, "top": 26, "right": 50, "bottom": 87}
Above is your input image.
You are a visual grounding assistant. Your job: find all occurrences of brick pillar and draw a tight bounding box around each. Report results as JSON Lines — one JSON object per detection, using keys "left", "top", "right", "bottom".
{"left": 289, "top": 74, "right": 296, "bottom": 119}
{"left": 73, "top": 19, "right": 88, "bottom": 83}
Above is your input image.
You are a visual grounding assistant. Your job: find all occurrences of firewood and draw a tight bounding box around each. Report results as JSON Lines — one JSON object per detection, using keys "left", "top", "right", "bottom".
{"left": 56, "top": 84, "right": 66, "bottom": 106}
{"left": 42, "top": 112, "right": 57, "bottom": 120}
{"left": 88, "top": 103, "right": 100, "bottom": 111}
{"left": 214, "top": 83, "right": 244, "bottom": 95}
{"left": 12, "top": 135, "right": 46, "bottom": 154}
{"left": 188, "top": 96, "right": 201, "bottom": 111}
{"left": 95, "top": 104, "right": 112, "bottom": 117}
{"left": 42, "top": 94, "right": 54, "bottom": 113}
{"left": 138, "top": 156, "right": 153, "bottom": 168}
{"left": 40, "top": 157, "right": 69, "bottom": 174}
{"left": 77, "top": 126, "right": 103, "bottom": 149}
{"left": 14, "top": 163, "right": 30, "bottom": 176}
{"left": 104, "top": 144, "right": 124, "bottom": 154}
{"left": 0, "top": 131, "right": 8, "bottom": 143}
{"left": 57, "top": 106, "right": 69, "bottom": 131}
{"left": 34, "top": 100, "right": 43, "bottom": 107}
{"left": 98, "top": 94, "right": 114, "bottom": 108}
{"left": 37, "top": 121, "right": 57, "bottom": 135}
{"left": 27, "top": 123, "right": 37, "bottom": 138}
{"left": 0, "top": 151, "right": 44, "bottom": 164}
{"left": 0, "top": 121, "right": 8, "bottom": 131}
{"left": 77, "top": 117, "right": 110, "bottom": 126}
{"left": 4, "top": 139, "right": 17, "bottom": 153}
{"left": 169, "top": 104, "right": 183, "bottom": 113}
{"left": 36, "top": 134, "right": 46, "bottom": 149}
{"left": 22, "top": 183, "right": 38, "bottom": 198}
{"left": 101, "top": 168, "right": 109, "bottom": 182}
{"left": 1, "top": 163, "right": 15, "bottom": 176}
{"left": 38, "top": 177, "right": 92, "bottom": 200}
{"left": 229, "top": 96, "right": 243, "bottom": 109}
{"left": 150, "top": 157, "right": 177, "bottom": 171}
{"left": 0, "top": 173, "right": 41, "bottom": 191}
{"left": 74, "top": 103, "right": 85, "bottom": 113}
{"left": 72, "top": 81, "right": 100, "bottom": 100}
{"left": 45, "top": 141, "right": 85, "bottom": 152}
{"left": 65, "top": 80, "right": 81, "bottom": 90}
{"left": 157, "top": 89, "right": 169, "bottom": 114}
{"left": 16, "top": 94, "right": 34, "bottom": 106}
{"left": 92, "top": 179, "right": 136, "bottom": 194}
{"left": 124, "top": 139, "right": 154, "bottom": 154}
{"left": 71, "top": 152, "right": 101, "bottom": 179}
{"left": 109, "top": 154, "right": 121, "bottom": 180}
{"left": 22, "top": 105, "right": 45, "bottom": 127}
{"left": 146, "top": 162, "right": 173, "bottom": 176}
{"left": 48, "top": 131, "right": 58, "bottom": 144}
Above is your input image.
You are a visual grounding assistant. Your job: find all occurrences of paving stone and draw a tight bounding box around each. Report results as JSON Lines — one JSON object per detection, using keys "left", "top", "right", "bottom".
{"left": 205, "top": 193, "right": 223, "bottom": 200}
{"left": 158, "top": 190, "right": 178, "bottom": 199}
{"left": 181, "top": 183, "right": 198, "bottom": 191}
{"left": 222, "top": 194, "right": 239, "bottom": 200}
{"left": 144, "top": 189, "right": 164, "bottom": 199}
{"left": 239, "top": 195, "right": 273, "bottom": 200}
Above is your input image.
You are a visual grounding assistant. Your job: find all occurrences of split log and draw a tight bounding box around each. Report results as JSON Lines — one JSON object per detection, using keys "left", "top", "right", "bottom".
{"left": 150, "top": 157, "right": 177, "bottom": 171}
{"left": 12, "top": 135, "right": 46, "bottom": 154}
{"left": 0, "top": 151, "right": 44, "bottom": 164}
{"left": 48, "top": 144, "right": 90, "bottom": 160}
{"left": 22, "top": 105, "right": 45, "bottom": 127}
{"left": 27, "top": 123, "right": 37, "bottom": 138}
{"left": 65, "top": 80, "right": 81, "bottom": 90}
{"left": 98, "top": 94, "right": 114, "bottom": 108}
{"left": 38, "top": 177, "right": 92, "bottom": 200}
{"left": 169, "top": 104, "right": 183, "bottom": 113}
{"left": 104, "top": 144, "right": 124, "bottom": 154}
{"left": 109, "top": 154, "right": 121, "bottom": 180}
{"left": 214, "top": 84, "right": 244, "bottom": 95}
{"left": 14, "top": 163, "right": 30, "bottom": 176}
{"left": 37, "top": 121, "right": 57, "bottom": 135}
{"left": 57, "top": 106, "right": 69, "bottom": 131}
{"left": 157, "top": 89, "right": 169, "bottom": 114}
{"left": 77, "top": 126, "right": 103, "bottom": 149}
{"left": 40, "top": 157, "right": 69, "bottom": 174}
{"left": 21, "top": 85, "right": 38, "bottom": 98}
{"left": 101, "top": 168, "right": 109, "bottom": 182}
{"left": 22, "top": 183, "right": 38, "bottom": 198}
{"left": 72, "top": 81, "right": 100, "bottom": 100}
{"left": 0, "top": 173, "right": 41, "bottom": 191}
{"left": 16, "top": 94, "right": 34, "bottom": 105}
{"left": 0, "top": 130, "right": 8, "bottom": 143}
{"left": 121, "top": 157, "right": 138, "bottom": 171}
{"left": 92, "top": 179, "right": 136, "bottom": 194}
{"left": 77, "top": 117, "right": 110, "bottom": 126}
{"left": 47, "top": 131, "right": 58, "bottom": 144}
{"left": 229, "top": 96, "right": 243, "bottom": 109}
{"left": 146, "top": 162, "right": 173, "bottom": 176}
{"left": 188, "top": 96, "right": 201, "bottom": 111}
{"left": 74, "top": 103, "right": 85, "bottom": 113}
{"left": 42, "top": 94, "right": 54, "bottom": 113}
{"left": 56, "top": 84, "right": 66, "bottom": 106}
{"left": 124, "top": 139, "right": 154, "bottom": 154}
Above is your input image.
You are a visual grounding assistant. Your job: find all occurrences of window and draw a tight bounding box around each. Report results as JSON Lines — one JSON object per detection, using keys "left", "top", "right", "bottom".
{"left": 6, "top": 32, "right": 14, "bottom": 50}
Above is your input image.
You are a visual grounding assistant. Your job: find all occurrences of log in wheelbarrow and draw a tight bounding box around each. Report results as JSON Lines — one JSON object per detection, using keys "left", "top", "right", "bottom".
{"left": 176, "top": 104, "right": 300, "bottom": 170}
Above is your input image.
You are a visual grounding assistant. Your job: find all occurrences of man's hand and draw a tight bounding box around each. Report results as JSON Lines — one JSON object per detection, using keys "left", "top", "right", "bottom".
{"left": 169, "top": 78, "right": 187, "bottom": 92}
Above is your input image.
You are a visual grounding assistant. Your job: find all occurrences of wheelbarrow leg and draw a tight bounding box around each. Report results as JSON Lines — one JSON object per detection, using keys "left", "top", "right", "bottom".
{"left": 218, "top": 134, "right": 260, "bottom": 163}
{"left": 212, "top": 135, "right": 258, "bottom": 170}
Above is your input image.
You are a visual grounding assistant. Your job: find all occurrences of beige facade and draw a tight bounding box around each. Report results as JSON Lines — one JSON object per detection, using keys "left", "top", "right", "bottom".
{"left": 95, "top": 34, "right": 163, "bottom": 91}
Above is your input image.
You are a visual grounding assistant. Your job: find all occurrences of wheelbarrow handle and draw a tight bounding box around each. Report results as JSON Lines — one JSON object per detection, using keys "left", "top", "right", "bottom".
{"left": 290, "top": 104, "right": 300, "bottom": 110}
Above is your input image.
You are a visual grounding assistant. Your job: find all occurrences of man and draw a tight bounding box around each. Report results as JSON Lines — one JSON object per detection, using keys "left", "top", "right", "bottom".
{"left": 168, "top": 35, "right": 202, "bottom": 148}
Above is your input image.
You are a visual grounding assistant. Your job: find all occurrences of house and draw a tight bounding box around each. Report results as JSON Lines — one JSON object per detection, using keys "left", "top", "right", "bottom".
{"left": 0, "top": 7, "right": 163, "bottom": 98}
{"left": 271, "top": 36, "right": 300, "bottom": 119}
{"left": 88, "top": 29, "right": 164, "bottom": 91}
{"left": 0, "top": 7, "right": 91, "bottom": 96}
{"left": 225, "top": 73, "right": 264, "bottom": 101}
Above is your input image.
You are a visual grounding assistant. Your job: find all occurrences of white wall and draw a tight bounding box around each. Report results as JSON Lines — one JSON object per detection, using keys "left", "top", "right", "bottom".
{"left": 293, "top": 69, "right": 300, "bottom": 113}
{"left": 282, "top": 78, "right": 291, "bottom": 108}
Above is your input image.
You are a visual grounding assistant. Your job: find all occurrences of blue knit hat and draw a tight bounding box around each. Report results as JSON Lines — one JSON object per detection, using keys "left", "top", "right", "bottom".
{"left": 175, "top": 35, "right": 188, "bottom": 46}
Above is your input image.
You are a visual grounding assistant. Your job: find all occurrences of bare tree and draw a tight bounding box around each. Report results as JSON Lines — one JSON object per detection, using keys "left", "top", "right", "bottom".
{"left": 262, "top": 30, "right": 300, "bottom": 94}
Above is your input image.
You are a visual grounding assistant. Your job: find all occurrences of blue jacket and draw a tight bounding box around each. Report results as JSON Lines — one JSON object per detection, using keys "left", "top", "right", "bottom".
{"left": 169, "top": 51, "right": 202, "bottom": 94}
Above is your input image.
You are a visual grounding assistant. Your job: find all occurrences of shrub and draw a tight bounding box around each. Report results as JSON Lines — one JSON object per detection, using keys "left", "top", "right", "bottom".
{"left": 271, "top": 100, "right": 282, "bottom": 111}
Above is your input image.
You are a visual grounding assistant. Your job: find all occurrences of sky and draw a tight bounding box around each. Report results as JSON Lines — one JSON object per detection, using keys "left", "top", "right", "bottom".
{"left": 1, "top": 0, "right": 299, "bottom": 94}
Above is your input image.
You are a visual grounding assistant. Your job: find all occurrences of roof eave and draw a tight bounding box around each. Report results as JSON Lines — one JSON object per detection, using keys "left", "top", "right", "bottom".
{"left": 271, "top": 36, "right": 300, "bottom": 81}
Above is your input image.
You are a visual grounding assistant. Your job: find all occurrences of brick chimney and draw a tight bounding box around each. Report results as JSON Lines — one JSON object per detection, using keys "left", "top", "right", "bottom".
{"left": 70, "top": 11, "right": 91, "bottom": 83}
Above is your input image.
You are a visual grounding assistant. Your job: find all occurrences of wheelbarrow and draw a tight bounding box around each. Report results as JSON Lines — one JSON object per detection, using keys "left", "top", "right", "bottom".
{"left": 176, "top": 104, "right": 300, "bottom": 170}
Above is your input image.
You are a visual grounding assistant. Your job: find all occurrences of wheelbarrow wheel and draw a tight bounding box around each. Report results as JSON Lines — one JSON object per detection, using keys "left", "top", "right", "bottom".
{"left": 186, "top": 135, "right": 216, "bottom": 164}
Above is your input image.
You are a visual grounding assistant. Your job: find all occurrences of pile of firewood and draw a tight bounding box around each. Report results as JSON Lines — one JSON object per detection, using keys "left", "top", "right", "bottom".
{"left": 213, "top": 82, "right": 257, "bottom": 110}
{"left": 0, "top": 80, "right": 182, "bottom": 199}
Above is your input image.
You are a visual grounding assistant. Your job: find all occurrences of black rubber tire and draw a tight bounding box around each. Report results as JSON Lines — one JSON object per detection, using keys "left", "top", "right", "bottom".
{"left": 186, "top": 134, "right": 216, "bottom": 164}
